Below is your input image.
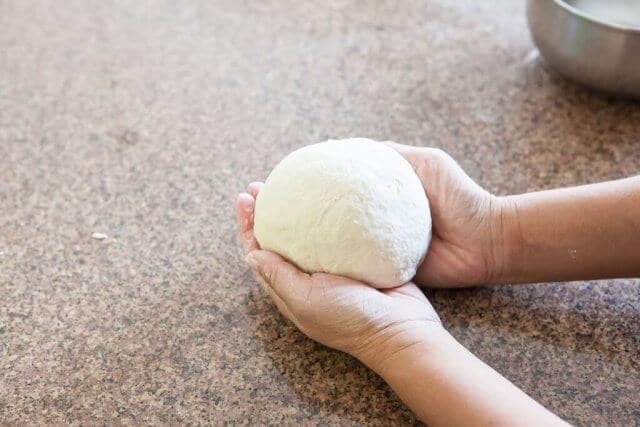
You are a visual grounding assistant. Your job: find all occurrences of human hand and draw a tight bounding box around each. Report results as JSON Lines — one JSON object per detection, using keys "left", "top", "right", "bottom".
{"left": 236, "top": 182, "right": 443, "bottom": 364}
{"left": 236, "top": 173, "right": 566, "bottom": 427}
{"left": 384, "top": 142, "right": 504, "bottom": 288}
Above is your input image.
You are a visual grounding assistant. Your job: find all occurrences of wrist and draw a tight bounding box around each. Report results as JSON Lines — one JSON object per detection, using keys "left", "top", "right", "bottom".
{"left": 488, "top": 195, "right": 523, "bottom": 284}
{"left": 354, "top": 320, "right": 453, "bottom": 374}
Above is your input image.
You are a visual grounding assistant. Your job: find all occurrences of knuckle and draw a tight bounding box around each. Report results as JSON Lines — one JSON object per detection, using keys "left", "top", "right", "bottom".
{"left": 425, "top": 147, "right": 450, "bottom": 163}
{"left": 262, "top": 265, "right": 279, "bottom": 285}
{"left": 413, "top": 156, "right": 432, "bottom": 181}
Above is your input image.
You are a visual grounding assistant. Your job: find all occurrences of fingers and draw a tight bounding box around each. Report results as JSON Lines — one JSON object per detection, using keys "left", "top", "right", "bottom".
{"left": 238, "top": 181, "right": 302, "bottom": 321}
{"left": 384, "top": 141, "right": 451, "bottom": 166}
{"left": 236, "top": 181, "right": 266, "bottom": 253}
{"left": 247, "top": 181, "right": 264, "bottom": 199}
{"left": 381, "top": 141, "right": 444, "bottom": 185}
{"left": 252, "top": 271, "right": 296, "bottom": 322}
{"left": 381, "top": 141, "right": 430, "bottom": 166}
{"left": 236, "top": 192, "right": 260, "bottom": 252}
{"left": 383, "top": 142, "right": 480, "bottom": 209}
{"left": 246, "top": 250, "right": 311, "bottom": 312}
{"left": 382, "top": 281, "right": 428, "bottom": 302}
{"left": 381, "top": 140, "right": 421, "bottom": 156}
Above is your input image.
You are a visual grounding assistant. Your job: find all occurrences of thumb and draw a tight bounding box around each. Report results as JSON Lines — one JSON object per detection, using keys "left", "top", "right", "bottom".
{"left": 246, "top": 250, "right": 310, "bottom": 308}
{"left": 381, "top": 140, "right": 426, "bottom": 166}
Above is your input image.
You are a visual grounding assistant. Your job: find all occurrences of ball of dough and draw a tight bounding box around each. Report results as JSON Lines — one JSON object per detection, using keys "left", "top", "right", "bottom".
{"left": 254, "top": 138, "right": 431, "bottom": 288}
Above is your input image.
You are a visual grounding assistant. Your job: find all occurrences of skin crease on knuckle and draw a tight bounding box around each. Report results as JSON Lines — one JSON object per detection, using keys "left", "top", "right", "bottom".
{"left": 262, "top": 262, "right": 277, "bottom": 286}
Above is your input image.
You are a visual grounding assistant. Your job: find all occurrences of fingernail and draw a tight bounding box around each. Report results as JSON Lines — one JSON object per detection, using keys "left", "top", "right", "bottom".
{"left": 238, "top": 192, "right": 254, "bottom": 213}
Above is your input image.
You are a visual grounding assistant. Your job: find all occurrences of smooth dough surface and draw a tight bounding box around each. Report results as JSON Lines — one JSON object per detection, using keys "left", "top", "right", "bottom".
{"left": 253, "top": 138, "right": 431, "bottom": 288}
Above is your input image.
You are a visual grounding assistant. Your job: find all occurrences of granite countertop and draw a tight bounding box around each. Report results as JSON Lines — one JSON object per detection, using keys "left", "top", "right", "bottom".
{"left": 1, "top": 0, "right": 639, "bottom": 424}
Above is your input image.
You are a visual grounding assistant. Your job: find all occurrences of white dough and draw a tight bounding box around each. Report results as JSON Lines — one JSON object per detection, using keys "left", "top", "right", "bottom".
{"left": 253, "top": 138, "right": 431, "bottom": 288}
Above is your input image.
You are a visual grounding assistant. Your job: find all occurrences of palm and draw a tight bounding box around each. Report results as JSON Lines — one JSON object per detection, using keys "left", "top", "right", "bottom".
{"left": 236, "top": 182, "right": 441, "bottom": 356}
{"left": 417, "top": 174, "right": 494, "bottom": 287}
{"left": 300, "top": 274, "right": 440, "bottom": 354}
{"left": 385, "top": 143, "right": 495, "bottom": 288}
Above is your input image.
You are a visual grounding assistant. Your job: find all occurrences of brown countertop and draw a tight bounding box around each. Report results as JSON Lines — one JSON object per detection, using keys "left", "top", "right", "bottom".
{"left": 1, "top": 0, "right": 639, "bottom": 424}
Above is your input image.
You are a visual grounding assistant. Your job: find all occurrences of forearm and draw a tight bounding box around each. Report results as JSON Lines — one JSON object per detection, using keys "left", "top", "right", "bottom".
{"left": 358, "top": 327, "right": 564, "bottom": 426}
{"left": 496, "top": 176, "right": 640, "bottom": 284}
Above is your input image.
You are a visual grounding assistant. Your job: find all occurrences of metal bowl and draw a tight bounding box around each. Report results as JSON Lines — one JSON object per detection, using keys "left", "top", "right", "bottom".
{"left": 527, "top": 0, "right": 640, "bottom": 98}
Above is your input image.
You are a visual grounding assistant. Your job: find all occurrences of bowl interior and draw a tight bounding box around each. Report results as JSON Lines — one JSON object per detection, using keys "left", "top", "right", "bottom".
{"left": 559, "top": 0, "right": 640, "bottom": 29}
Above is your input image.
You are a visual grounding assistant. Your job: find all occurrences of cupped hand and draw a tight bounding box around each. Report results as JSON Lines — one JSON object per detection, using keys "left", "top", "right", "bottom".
{"left": 384, "top": 142, "right": 503, "bottom": 288}
{"left": 236, "top": 182, "right": 442, "bottom": 363}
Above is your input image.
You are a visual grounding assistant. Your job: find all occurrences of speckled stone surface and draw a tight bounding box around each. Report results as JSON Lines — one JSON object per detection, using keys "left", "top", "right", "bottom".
{"left": 1, "top": 0, "right": 639, "bottom": 424}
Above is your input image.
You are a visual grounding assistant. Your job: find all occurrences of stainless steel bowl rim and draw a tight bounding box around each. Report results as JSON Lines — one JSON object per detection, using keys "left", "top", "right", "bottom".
{"left": 555, "top": 0, "right": 640, "bottom": 33}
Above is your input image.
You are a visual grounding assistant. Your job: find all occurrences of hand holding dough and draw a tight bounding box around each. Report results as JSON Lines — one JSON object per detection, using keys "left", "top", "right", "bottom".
{"left": 254, "top": 138, "right": 432, "bottom": 288}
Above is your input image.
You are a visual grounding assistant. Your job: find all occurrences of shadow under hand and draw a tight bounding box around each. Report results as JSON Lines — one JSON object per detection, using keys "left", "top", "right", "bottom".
{"left": 246, "top": 287, "right": 420, "bottom": 426}
{"left": 425, "top": 281, "right": 639, "bottom": 368}
{"left": 426, "top": 280, "right": 640, "bottom": 378}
